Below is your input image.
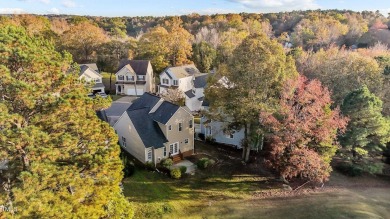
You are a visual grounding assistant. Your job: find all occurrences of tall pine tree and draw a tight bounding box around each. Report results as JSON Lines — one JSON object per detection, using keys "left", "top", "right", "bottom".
{"left": 0, "top": 25, "right": 132, "bottom": 218}
{"left": 340, "top": 85, "right": 390, "bottom": 172}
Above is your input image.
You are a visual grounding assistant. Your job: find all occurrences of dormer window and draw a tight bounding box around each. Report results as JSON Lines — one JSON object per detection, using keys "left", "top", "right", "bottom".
{"left": 137, "top": 75, "right": 145, "bottom": 81}
{"left": 173, "top": 80, "right": 178, "bottom": 86}
{"left": 162, "top": 79, "right": 169, "bottom": 85}
{"left": 118, "top": 75, "right": 124, "bottom": 80}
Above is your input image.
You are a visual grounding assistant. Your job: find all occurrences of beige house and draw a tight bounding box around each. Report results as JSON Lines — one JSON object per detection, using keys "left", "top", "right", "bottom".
{"left": 115, "top": 60, "right": 155, "bottom": 96}
{"left": 79, "top": 63, "right": 105, "bottom": 93}
{"left": 114, "top": 93, "right": 194, "bottom": 164}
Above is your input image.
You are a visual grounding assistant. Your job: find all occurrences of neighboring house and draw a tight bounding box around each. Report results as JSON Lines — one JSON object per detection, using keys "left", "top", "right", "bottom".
{"left": 159, "top": 64, "right": 210, "bottom": 112}
{"left": 114, "top": 93, "right": 194, "bottom": 164}
{"left": 199, "top": 75, "right": 245, "bottom": 149}
{"left": 79, "top": 63, "right": 105, "bottom": 93}
{"left": 115, "top": 60, "right": 155, "bottom": 96}
{"left": 200, "top": 102, "right": 245, "bottom": 149}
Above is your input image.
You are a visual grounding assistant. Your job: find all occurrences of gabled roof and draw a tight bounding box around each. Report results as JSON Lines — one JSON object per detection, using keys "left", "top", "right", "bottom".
{"left": 127, "top": 108, "right": 168, "bottom": 148}
{"left": 118, "top": 60, "right": 150, "bottom": 75}
{"left": 80, "top": 63, "right": 99, "bottom": 73}
{"left": 184, "top": 90, "right": 196, "bottom": 98}
{"left": 79, "top": 64, "right": 101, "bottom": 78}
{"left": 151, "top": 101, "right": 180, "bottom": 124}
{"left": 128, "top": 93, "right": 162, "bottom": 111}
{"left": 194, "top": 73, "right": 209, "bottom": 88}
{"left": 164, "top": 64, "right": 200, "bottom": 79}
{"left": 124, "top": 93, "right": 181, "bottom": 148}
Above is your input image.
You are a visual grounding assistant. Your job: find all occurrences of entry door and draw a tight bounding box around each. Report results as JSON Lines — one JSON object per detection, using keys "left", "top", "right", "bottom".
{"left": 170, "top": 142, "right": 179, "bottom": 155}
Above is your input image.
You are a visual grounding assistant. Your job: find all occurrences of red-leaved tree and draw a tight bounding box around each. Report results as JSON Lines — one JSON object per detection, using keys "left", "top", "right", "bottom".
{"left": 260, "top": 75, "right": 348, "bottom": 183}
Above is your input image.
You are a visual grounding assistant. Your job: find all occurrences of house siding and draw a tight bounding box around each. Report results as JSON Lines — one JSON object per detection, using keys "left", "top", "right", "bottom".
{"left": 200, "top": 117, "right": 245, "bottom": 149}
{"left": 114, "top": 113, "right": 146, "bottom": 163}
{"left": 165, "top": 108, "right": 194, "bottom": 157}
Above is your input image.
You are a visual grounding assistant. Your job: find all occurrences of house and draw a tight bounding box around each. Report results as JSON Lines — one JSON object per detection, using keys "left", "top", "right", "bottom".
{"left": 199, "top": 101, "right": 245, "bottom": 149}
{"left": 114, "top": 93, "right": 194, "bottom": 164}
{"left": 115, "top": 60, "right": 155, "bottom": 96}
{"left": 159, "top": 64, "right": 210, "bottom": 112}
{"left": 199, "top": 75, "right": 245, "bottom": 149}
{"left": 79, "top": 63, "right": 105, "bottom": 93}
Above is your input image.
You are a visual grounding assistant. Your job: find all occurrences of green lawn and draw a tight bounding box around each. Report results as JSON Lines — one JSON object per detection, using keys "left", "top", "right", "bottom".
{"left": 123, "top": 142, "right": 390, "bottom": 219}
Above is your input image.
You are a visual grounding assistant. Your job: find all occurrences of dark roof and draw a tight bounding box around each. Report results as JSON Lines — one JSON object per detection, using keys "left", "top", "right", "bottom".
{"left": 184, "top": 90, "right": 195, "bottom": 98}
{"left": 202, "top": 99, "right": 210, "bottom": 107}
{"left": 80, "top": 63, "right": 99, "bottom": 72}
{"left": 118, "top": 60, "right": 150, "bottom": 75}
{"left": 96, "top": 110, "right": 108, "bottom": 122}
{"left": 194, "top": 74, "right": 209, "bottom": 88}
{"left": 165, "top": 71, "right": 172, "bottom": 79}
{"left": 105, "top": 102, "right": 132, "bottom": 118}
{"left": 151, "top": 101, "right": 179, "bottom": 124}
{"left": 79, "top": 65, "right": 89, "bottom": 76}
{"left": 127, "top": 108, "right": 168, "bottom": 148}
{"left": 128, "top": 93, "right": 161, "bottom": 111}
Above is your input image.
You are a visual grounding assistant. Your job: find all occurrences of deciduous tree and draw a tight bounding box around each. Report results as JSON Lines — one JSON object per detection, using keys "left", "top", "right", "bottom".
{"left": 260, "top": 75, "right": 348, "bottom": 183}
{"left": 60, "top": 21, "right": 108, "bottom": 63}
{"left": 206, "top": 33, "right": 298, "bottom": 162}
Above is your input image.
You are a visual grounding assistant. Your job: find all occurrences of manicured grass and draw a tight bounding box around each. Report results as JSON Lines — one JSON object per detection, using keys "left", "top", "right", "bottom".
{"left": 123, "top": 141, "right": 390, "bottom": 218}
{"left": 124, "top": 170, "right": 390, "bottom": 219}
{"left": 109, "top": 94, "right": 122, "bottom": 101}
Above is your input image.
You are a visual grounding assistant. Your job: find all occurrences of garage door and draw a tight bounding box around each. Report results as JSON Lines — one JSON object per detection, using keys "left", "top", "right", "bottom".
{"left": 126, "top": 88, "right": 144, "bottom": 96}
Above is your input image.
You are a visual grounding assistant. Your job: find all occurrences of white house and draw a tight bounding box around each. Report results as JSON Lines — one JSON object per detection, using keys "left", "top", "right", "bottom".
{"left": 115, "top": 60, "right": 155, "bottom": 96}
{"left": 79, "top": 63, "right": 105, "bottom": 93}
{"left": 199, "top": 74, "right": 246, "bottom": 149}
{"left": 159, "top": 65, "right": 210, "bottom": 112}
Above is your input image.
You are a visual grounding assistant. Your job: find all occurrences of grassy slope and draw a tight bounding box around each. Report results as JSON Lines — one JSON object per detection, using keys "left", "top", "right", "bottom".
{"left": 123, "top": 142, "right": 390, "bottom": 219}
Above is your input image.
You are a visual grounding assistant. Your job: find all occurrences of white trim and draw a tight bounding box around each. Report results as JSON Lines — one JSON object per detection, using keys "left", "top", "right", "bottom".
{"left": 169, "top": 142, "right": 179, "bottom": 155}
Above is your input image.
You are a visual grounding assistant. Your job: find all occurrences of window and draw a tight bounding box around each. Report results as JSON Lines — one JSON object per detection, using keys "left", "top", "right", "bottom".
{"left": 185, "top": 138, "right": 189, "bottom": 144}
{"left": 189, "top": 120, "right": 193, "bottom": 128}
{"left": 122, "top": 137, "right": 126, "bottom": 148}
{"left": 173, "top": 80, "right": 178, "bottom": 85}
{"left": 137, "top": 75, "right": 145, "bottom": 81}
{"left": 162, "top": 78, "right": 169, "bottom": 84}
{"left": 163, "top": 146, "right": 167, "bottom": 157}
{"left": 169, "top": 142, "right": 179, "bottom": 155}
{"left": 94, "top": 78, "right": 100, "bottom": 83}
{"left": 224, "top": 131, "right": 234, "bottom": 138}
{"left": 126, "top": 75, "right": 134, "bottom": 81}
{"left": 178, "top": 123, "right": 182, "bottom": 131}
{"left": 147, "top": 149, "right": 152, "bottom": 161}
{"left": 168, "top": 125, "right": 172, "bottom": 131}
{"left": 118, "top": 75, "right": 124, "bottom": 80}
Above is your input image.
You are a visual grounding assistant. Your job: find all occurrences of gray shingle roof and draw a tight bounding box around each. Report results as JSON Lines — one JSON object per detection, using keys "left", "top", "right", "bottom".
{"left": 164, "top": 64, "right": 200, "bottom": 79}
{"left": 151, "top": 101, "right": 180, "bottom": 124}
{"left": 127, "top": 108, "right": 168, "bottom": 148}
{"left": 80, "top": 63, "right": 99, "bottom": 72}
{"left": 184, "top": 90, "right": 195, "bottom": 98}
{"left": 118, "top": 60, "right": 150, "bottom": 75}
{"left": 128, "top": 93, "right": 161, "bottom": 111}
{"left": 194, "top": 73, "right": 209, "bottom": 88}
